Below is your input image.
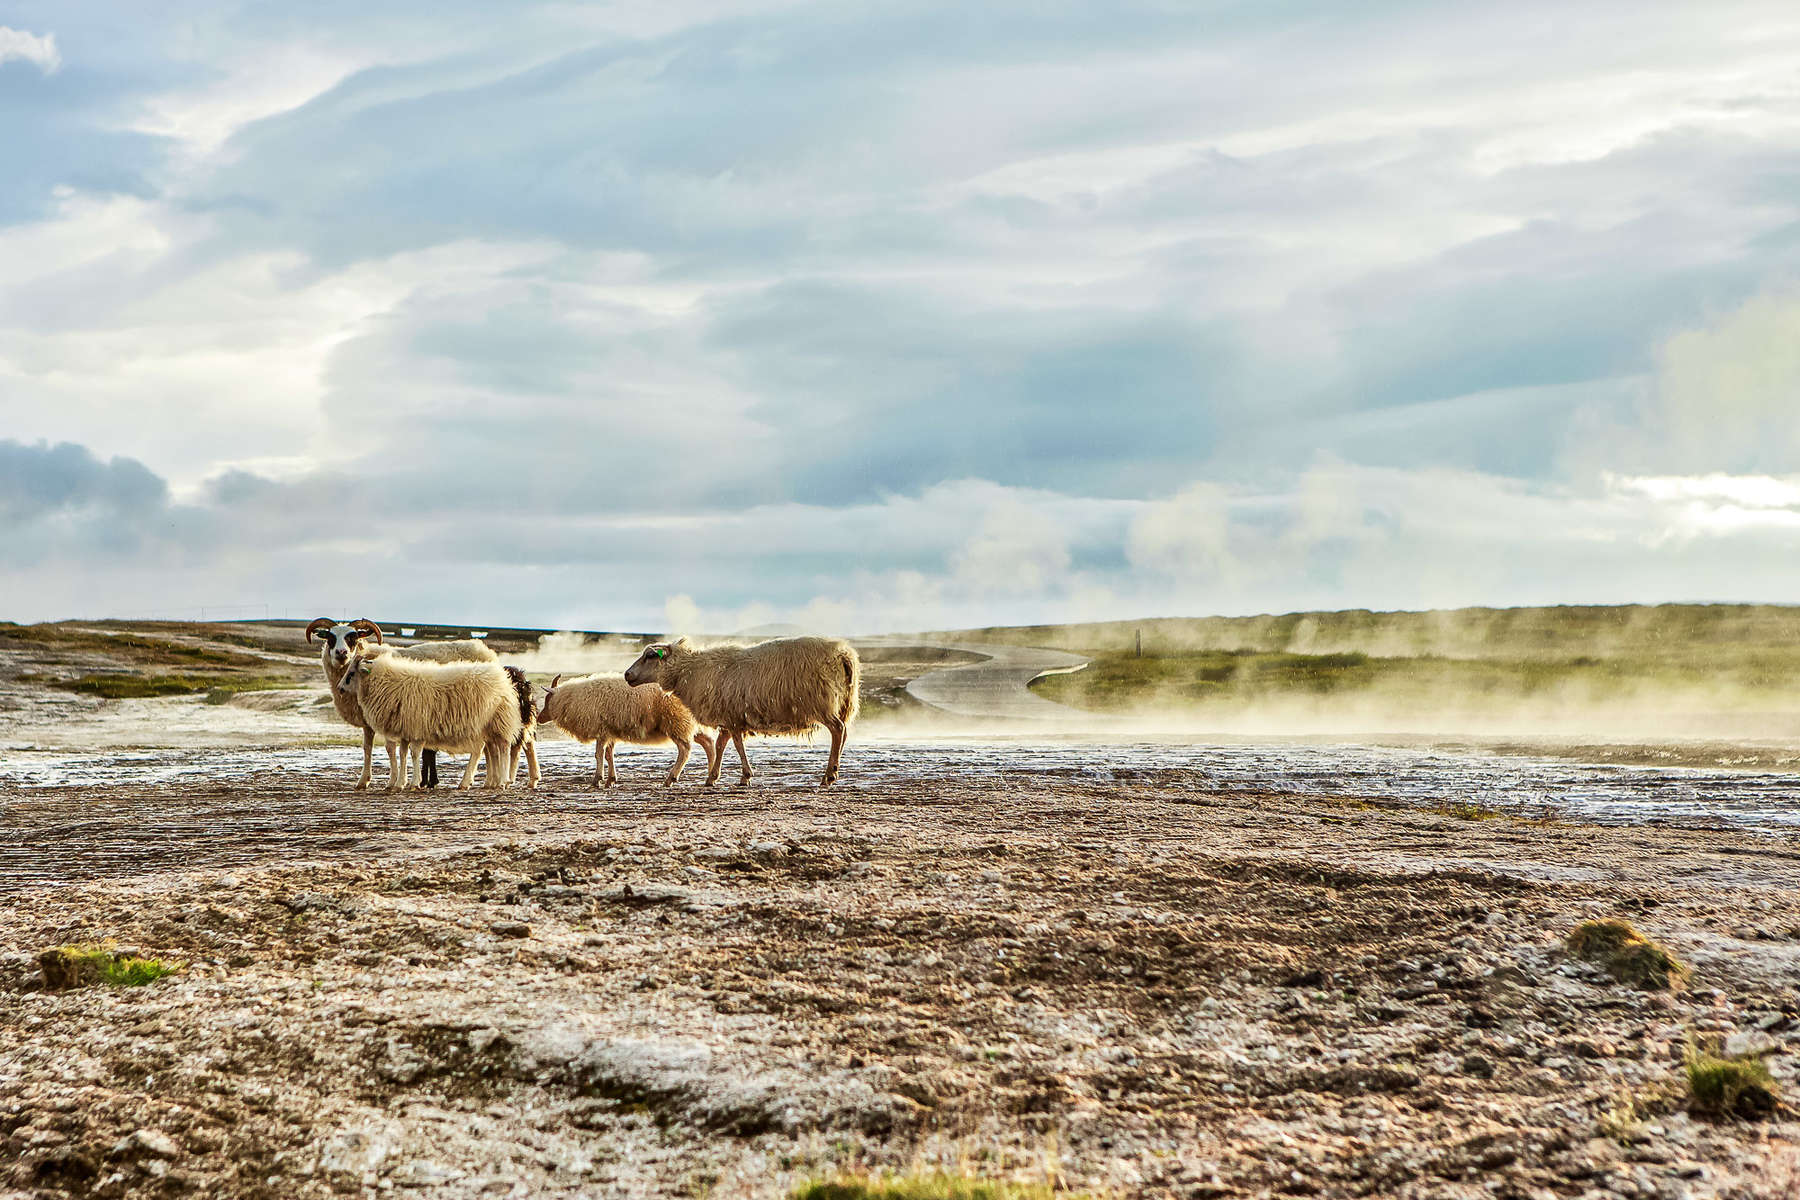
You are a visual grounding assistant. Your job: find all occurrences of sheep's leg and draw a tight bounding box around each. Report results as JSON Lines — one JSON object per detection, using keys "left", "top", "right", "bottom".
{"left": 506, "top": 739, "right": 522, "bottom": 788}
{"left": 822, "top": 717, "right": 847, "bottom": 787}
{"left": 605, "top": 741, "right": 618, "bottom": 787}
{"left": 396, "top": 741, "right": 413, "bottom": 790}
{"left": 732, "top": 731, "right": 752, "bottom": 787}
{"left": 523, "top": 738, "right": 539, "bottom": 790}
{"left": 383, "top": 739, "right": 402, "bottom": 794}
{"left": 484, "top": 739, "right": 508, "bottom": 790}
{"left": 356, "top": 725, "right": 375, "bottom": 790}
{"left": 591, "top": 740, "right": 604, "bottom": 789}
{"left": 667, "top": 736, "right": 691, "bottom": 785}
{"left": 703, "top": 730, "right": 725, "bottom": 786}
{"left": 457, "top": 747, "right": 481, "bottom": 789}
{"left": 422, "top": 749, "right": 438, "bottom": 789}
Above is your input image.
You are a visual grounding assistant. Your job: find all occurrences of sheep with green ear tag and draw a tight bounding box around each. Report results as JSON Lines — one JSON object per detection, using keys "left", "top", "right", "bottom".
{"left": 623, "top": 636, "right": 860, "bottom": 788}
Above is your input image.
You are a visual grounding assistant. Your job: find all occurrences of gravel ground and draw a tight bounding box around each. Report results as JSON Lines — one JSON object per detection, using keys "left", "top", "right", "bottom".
{"left": 4, "top": 759, "right": 1800, "bottom": 1199}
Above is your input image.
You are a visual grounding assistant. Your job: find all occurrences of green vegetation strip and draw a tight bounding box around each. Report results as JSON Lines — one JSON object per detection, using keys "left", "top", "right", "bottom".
{"left": 1029, "top": 645, "right": 1800, "bottom": 715}
{"left": 48, "top": 673, "right": 299, "bottom": 700}
{"left": 39, "top": 944, "right": 183, "bottom": 989}
{"left": 0, "top": 623, "right": 269, "bottom": 667}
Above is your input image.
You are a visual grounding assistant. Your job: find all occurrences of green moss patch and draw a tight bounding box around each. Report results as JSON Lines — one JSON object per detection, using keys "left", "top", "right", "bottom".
{"left": 39, "top": 943, "right": 183, "bottom": 989}
{"left": 1566, "top": 919, "right": 1689, "bottom": 990}
{"left": 1685, "top": 1038, "right": 1780, "bottom": 1120}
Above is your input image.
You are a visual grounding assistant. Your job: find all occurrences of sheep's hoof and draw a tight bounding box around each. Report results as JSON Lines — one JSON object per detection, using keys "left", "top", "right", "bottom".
{"left": 353, "top": 781, "right": 369, "bottom": 792}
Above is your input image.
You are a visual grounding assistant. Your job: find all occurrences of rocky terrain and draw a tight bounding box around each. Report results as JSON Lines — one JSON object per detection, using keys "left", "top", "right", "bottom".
{"left": 4, "top": 763, "right": 1800, "bottom": 1199}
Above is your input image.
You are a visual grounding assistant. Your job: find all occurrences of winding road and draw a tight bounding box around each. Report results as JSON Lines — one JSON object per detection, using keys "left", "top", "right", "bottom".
{"left": 895, "top": 641, "right": 1095, "bottom": 722}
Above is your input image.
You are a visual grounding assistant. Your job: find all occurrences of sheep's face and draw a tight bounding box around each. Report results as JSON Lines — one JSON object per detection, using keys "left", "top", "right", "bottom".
{"left": 623, "top": 644, "right": 672, "bottom": 688}
{"left": 335, "top": 657, "right": 372, "bottom": 701}
{"left": 539, "top": 677, "right": 563, "bottom": 723}
{"left": 307, "top": 619, "right": 382, "bottom": 671}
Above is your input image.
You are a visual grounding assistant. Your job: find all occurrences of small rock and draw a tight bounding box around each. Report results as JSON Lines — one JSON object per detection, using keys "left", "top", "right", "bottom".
{"left": 748, "top": 841, "right": 784, "bottom": 856}
{"left": 489, "top": 921, "right": 531, "bottom": 938}
{"left": 318, "top": 1129, "right": 389, "bottom": 1180}
{"left": 1461, "top": 1054, "right": 1495, "bottom": 1079}
{"left": 392, "top": 1160, "right": 461, "bottom": 1187}
{"left": 118, "top": 1130, "right": 181, "bottom": 1160}
{"left": 680, "top": 866, "right": 713, "bottom": 879}
{"left": 1723, "top": 1031, "right": 1776, "bottom": 1058}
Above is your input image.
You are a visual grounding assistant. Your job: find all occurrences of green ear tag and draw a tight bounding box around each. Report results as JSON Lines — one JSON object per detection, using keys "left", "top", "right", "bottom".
{"left": 652, "top": 647, "right": 666, "bottom": 659}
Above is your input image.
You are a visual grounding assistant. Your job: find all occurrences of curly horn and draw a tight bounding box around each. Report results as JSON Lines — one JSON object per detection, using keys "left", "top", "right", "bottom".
{"left": 550, "top": 674, "right": 562, "bottom": 689}
{"left": 350, "top": 618, "right": 384, "bottom": 643}
{"left": 304, "top": 617, "right": 334, "bottom": 644}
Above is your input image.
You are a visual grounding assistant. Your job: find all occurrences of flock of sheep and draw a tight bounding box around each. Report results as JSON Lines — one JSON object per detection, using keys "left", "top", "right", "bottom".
{"left": 304, "top": 618, "right": 862, "bottom": 792}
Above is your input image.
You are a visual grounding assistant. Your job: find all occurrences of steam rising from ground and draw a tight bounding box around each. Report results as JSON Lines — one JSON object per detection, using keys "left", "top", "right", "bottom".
{"left": 497, "top": 631, "right": 645, "bottom": 679}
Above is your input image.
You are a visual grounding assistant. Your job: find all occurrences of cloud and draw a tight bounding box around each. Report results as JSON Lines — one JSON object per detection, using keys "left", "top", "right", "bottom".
{"left": 9, "top": 5, "right": 1800, "bottom": 624}
{"left": 0, "top": 26, "right": 59, "bottom": 74}
{"left": 0, "top": 439, "right": 166, "bottom": 521}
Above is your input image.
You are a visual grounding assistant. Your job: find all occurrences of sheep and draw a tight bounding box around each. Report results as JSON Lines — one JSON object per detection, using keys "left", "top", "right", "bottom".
{"left": 537, "top": 673, "right": 716, "bottom": 788}
{"left": 304, "top": 617, "right": 496, "bottom": 789}
{"left": 622, "top": 636, "right": 860, "bottom": 787}
{"left": 334, "top": 650, "right": 522, "bottom": 792}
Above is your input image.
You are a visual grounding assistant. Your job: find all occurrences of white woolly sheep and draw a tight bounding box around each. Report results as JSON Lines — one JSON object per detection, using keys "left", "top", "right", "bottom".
{"left": 305, "top": 617, "right": 497, "bottom": 789}
{"left": 335, "top": 651, "right": 522, "bottom": 792}
{"left": 622, "top": 636, "right": 860, "bottom": 787}
{"left": 538, "top": 673, "right": 715, "bottom": 788}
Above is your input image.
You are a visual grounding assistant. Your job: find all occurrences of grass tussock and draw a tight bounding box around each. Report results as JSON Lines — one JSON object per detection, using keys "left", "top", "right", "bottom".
{"left": 1566, "top": 919, "right": 1689, "bottom": 990}
{"left": 793, "top": 1174, "right": 1089, "bottom": 1200}
{"left": 39, "top": 943, "right": 184, "bottom": 990}
{"left": 1684, "top": 1037, "right": 1781, "bottom": 1120}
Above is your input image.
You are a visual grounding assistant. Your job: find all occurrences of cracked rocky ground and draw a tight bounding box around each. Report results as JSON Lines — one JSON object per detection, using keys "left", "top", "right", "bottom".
{"left": 4, "top": 762, "right": 1800, "bottom": 1199}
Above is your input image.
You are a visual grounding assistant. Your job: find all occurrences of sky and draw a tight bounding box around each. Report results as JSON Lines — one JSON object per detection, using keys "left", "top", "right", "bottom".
{"left": 4, "top": 2, "right": 1800, "bottom": 634}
